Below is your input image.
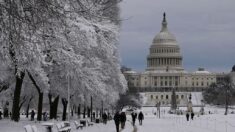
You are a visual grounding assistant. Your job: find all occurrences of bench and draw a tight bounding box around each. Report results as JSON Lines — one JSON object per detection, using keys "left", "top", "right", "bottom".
{"left": 87, "top": 120, "right": 94, "bottom": 126}
{"left": 56, "top": 122, "right": 71, "bottom": 132}
{"left": 74, "top": 121, "right": 83, "bottom": 129}
{"left": 24, "top": 125, "right": 38, "bottom": 132}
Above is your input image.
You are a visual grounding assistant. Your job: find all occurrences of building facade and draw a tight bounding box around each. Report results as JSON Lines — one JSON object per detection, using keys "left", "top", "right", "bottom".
{"left": 123, "top": 13, "right": 230, "bottom": 106}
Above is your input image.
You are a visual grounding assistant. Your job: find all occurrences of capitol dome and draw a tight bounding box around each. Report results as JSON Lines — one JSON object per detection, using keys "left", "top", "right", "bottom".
{"left": 146, "top": 13, "right": 184, "bottom": 71}
{"left": 153, "top": 31, "right": 177, "bottom": 45}
{"left": 152, "top": 13, "right": 177, "bottom": 45}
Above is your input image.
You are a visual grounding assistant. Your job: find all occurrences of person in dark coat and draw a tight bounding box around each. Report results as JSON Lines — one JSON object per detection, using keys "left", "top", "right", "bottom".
{"left": 191, "top": 112, "right": 194, "bottom": 120}
{"left": 186, "top": 112, "right": 189, "bottom": 121}
{"left": 138, "top": 111, "right": 144, "bottom": 125}
{"left": 102, "top": 112, "right": 108, "bottom": 124}
{"left": 131, "top": 112, "right": 137, "bottom": 126}
{"left": 120, "top": 112, "right": 126, "bottom": 129}
{"left": 31, "top": 110, "right": 35, "bottom": 121}
{"left": 0, "top": 111, "right": 2, "bottom": 119}
{"left": 114, "top": 111, "right": 120, "bottom": 132}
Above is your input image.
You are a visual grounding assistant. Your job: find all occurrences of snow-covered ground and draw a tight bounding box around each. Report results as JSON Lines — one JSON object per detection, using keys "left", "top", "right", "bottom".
{"left": 0, "top": 106, "right": 235, "bottom": 132}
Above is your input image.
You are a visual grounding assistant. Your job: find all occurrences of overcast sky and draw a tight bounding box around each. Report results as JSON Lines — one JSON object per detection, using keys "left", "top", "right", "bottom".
{"left": 119, "top": 0, "right": 235, "bottom": 72}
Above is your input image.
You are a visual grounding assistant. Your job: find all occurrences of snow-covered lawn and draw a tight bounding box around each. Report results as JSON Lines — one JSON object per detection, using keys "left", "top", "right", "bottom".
{"left": 0, "top": 106, "right": 235, "bottom": 132}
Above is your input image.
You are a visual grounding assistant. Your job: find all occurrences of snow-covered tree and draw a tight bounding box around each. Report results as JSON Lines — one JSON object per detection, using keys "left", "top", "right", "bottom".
{"left": 203, "top": 76, "right": 235, "bottom": 115}
{"left": 0, "top": 0, "right": 127, "bottom": 121}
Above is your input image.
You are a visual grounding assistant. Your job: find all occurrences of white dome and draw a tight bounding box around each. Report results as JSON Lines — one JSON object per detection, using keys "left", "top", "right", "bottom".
{"left": 152, "top": 13, "right": 177, "bottom": 45}
{"left": 153, "top": 31, "right": 177, "bottom": 45}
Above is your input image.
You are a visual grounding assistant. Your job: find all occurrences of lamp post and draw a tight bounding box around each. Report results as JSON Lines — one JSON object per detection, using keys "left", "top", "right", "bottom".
{"left": 200, "top": 99, "right": 204, "bottom": 115}
{"left": 67, "top": 75, "right": 70, "bottom": 121}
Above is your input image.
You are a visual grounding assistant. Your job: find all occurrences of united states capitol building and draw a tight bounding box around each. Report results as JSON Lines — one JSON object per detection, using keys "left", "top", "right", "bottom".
{"left": 123, "top": 13, "right": 235, "bottom": 106}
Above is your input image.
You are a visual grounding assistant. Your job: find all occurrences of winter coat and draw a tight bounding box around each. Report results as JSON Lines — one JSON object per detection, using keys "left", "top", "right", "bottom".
{"left": 138, "top": 112, "right": 144, "bottom": 120}
{"left": 120, "top": 112, "right": 126, "bottom": 122}
{"left": 131, "top": 113, "right": 137, "bottom": 121}
{"left": 114, "top": 112, "right": 120, "bottom": 124}
{"left": 103, "top": 113, "right": 108, "bottom": 120}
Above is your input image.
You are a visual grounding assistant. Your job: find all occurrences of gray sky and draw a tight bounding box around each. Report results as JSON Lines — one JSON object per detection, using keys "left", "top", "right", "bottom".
{"left": 119, "top": 0, "right": 235, "bottom": 72}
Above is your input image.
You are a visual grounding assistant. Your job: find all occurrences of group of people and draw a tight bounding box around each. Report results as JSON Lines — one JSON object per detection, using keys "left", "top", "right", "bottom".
{"left": 186, "top": 112, "right": 194, "bottom": 121}
{"left": 131, "top": 111, "right": 144, "bottom": 126}
{"left": 113, "top": 110, "right": 144, "bottom": 132}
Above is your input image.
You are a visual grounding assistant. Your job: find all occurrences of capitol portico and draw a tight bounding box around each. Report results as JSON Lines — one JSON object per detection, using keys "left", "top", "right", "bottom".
{"left": 123, "top": 13, "right": 232, "bottom": 106}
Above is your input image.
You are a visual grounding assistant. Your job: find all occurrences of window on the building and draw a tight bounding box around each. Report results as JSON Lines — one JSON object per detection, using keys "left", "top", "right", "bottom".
{"left": 176, "top": 95, "right": 179, "bottom": 99}
{"left": 192, "top": 82, "right": 194, "bottom": 86}
{"left": 201, "top": 82, "right": 204, "bottom": 86}
{"left": 151, "top": 95, "right": 153, "bottom": 100}
{"left": 166, "top": 95, "right": 169, "bottom": 99}
{"left": 169, "top": 81, "right": 172, "bottom": 86}
{"left": 165, "top": 81, "right": 167, "bottom": 86}
{"left": 175, "top": 81, "right": 178, "bottom": 86}
{"left": 181, "top": 95, "right": 184, "bottom": 99}
{"left": 161, "top": 95, "right": 163, "bottom": 99}
{"left": 154, "top": 81, "right": 157, "bottom": 86}
{"left": 161, "top": 81, "right": 163, "bottom": 86}
{"left": 156, "top": 96, "right": 158, "bottom": 99}
{"left": 196, "top": 82, "right": 198, "bottom": 86}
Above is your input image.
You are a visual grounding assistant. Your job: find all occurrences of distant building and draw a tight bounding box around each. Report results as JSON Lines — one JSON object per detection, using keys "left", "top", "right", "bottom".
{"left": 123, "top": 13, "right": 231, "bottom": 106}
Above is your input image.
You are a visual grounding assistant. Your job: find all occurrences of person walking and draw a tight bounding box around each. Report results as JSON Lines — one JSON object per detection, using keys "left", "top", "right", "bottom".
{"left": 191, "top": 112, "right": 194, "bottom": 120}
{"left": 102, "top": 112, "right": 108, "bottom": 124}
{"left": 138, "top": 111, "right": 144, "bottom": 125}
{"left": 0, "top": 110, "right": 2, "bottom": 120}
{"left": 31, "top": 110, "right": 35, "bottom": 121}
{"left": 186, "top": 112, "right": 189, "bottom": 121}
{"left": 131, "top": 112, "right": 137, "bottom": 126}
{"left": 120, "top": 112, "right": 126, "bottom": 129}
{"left": 114, "top": 111, "right": 120, "bottom": 132}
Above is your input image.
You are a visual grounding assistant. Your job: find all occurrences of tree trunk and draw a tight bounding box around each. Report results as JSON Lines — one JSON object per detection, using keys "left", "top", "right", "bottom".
{"left": 77, "top": 104, "right": 81, "bottom": 119}
{"left": 83, "top": 105, "right": 86, "bottom": 118}
{"left": 49, "top": 94, "right": 60, "bottom": 119}
{"left": 11, "top": 71, "right": 25, "bottom": 122}
{"left": 37, "top": 92, "right": 43, "bottom": 121}
{"left": 90, "top": 96, "right": 93, "bottom": 122}
{"left": 87, "top": 107, "right": 90, "bottom": 118}
{"left": 26, "top": 103, "right": 30, "bottom": 118}
{"left": 53, "top": 95, "right": 59, "bottom": 119}
{"left": 62, "top": 98, "right": 68, "bottom": 121}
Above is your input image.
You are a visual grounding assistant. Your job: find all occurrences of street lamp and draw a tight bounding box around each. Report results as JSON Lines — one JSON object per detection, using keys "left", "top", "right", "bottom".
{"left": 67, "top": 75, "right": 70, "bottom": 121}
{"left": 200, "top": 99, "right": 204, "bottom": 115}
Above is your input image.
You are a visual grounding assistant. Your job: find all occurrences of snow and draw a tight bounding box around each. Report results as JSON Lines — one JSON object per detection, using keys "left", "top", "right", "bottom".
{"left": 1, "top": 106, "right": 235, "bottom": 132}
